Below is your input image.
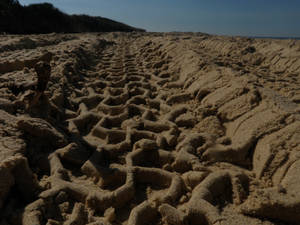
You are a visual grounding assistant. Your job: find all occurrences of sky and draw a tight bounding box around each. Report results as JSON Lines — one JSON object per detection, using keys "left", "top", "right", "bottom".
{"left": 18, "top": 0, "right": 300, "bottom": 37}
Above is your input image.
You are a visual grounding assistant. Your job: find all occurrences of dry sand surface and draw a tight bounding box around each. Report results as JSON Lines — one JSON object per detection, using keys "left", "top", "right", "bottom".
{"left": 0, "top": 32, "right": 300, "bottom": 225}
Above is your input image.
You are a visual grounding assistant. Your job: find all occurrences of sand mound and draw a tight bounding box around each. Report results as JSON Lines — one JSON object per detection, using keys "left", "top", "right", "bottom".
{"left": 0, "top": 32, "right": 300, "bottom": 225}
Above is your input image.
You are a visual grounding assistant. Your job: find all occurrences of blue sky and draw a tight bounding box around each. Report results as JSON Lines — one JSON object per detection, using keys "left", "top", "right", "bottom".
{"left": 19, "top": 0, "right": 300, "bottom": 37}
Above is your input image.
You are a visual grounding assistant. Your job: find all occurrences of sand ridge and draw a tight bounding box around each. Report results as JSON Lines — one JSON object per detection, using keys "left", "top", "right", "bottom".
{"left": 0, "top": 32, "right": 300, "bottom": 225}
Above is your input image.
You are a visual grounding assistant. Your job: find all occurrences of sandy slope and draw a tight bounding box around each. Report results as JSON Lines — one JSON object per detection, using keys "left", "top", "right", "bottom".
{"left": 0, "top": 32, "right": 300, "bottom": 225}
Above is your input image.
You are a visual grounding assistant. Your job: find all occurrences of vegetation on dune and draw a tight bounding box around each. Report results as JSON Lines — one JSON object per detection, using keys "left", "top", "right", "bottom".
{"left": 0, "top": 0, "right": 145, "bottom": 34}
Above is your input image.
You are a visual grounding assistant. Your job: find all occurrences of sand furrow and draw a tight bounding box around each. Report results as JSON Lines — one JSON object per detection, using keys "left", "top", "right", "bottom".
{"left": 0, "top": 33, "right": 299, "bottom": 225}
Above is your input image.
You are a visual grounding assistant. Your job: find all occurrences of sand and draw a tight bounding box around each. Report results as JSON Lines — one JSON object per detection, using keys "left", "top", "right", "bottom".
{"left": 0, "top": 32, "right": 300, "bottom": 225}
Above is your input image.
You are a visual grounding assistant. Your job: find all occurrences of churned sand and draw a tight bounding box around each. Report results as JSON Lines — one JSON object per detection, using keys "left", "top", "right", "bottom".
{"left": 0, "top": 32, "right": 300, "bottom": 225}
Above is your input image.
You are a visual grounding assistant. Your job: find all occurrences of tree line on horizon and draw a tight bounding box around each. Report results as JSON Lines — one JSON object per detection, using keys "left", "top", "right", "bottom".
{"left": 0, "top": 0, "right": 145, "bottom": 34}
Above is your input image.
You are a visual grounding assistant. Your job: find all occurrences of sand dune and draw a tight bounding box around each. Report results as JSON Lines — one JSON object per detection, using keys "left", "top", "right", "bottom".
{"left": 0, "top": 32, "right": 300, "bottom": 225}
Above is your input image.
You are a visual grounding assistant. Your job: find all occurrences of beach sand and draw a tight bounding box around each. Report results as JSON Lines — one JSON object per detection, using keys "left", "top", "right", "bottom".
{"left": 1, "top": 32, "right": 300, "bottom": 225}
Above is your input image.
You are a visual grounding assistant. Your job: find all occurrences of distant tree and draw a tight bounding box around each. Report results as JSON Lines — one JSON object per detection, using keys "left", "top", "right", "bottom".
{"left": 0, "top": 0, "right": 145, "bottom": 34}
{"left": 0, "top": 0, "right": 22, "bottom": 33}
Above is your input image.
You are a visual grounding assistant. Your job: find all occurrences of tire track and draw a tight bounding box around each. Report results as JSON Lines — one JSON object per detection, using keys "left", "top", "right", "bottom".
{"left": 0, "top": 33, "right": 300, "bottom": 225}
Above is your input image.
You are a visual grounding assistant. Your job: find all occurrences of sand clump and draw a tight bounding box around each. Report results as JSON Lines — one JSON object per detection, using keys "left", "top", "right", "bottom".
{"left": 0, "top": 32, "right": 300, "bottom": 224}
